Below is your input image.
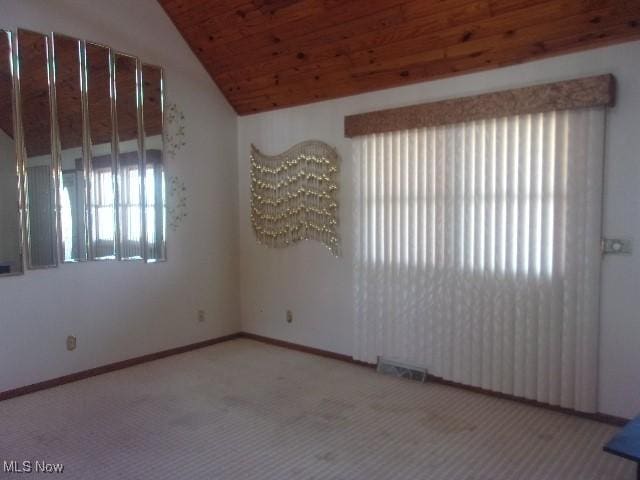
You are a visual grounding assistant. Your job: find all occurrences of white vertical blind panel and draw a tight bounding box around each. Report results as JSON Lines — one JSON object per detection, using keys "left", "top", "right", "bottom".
{"left": 353, "top": 107, "right": 605, "bottom": 412}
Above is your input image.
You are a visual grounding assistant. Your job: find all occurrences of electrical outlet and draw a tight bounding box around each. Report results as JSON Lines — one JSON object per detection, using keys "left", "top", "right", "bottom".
{"left": 197, "top": 310, "right": 206, "bottom": 322}
{"left": 286, "top": 310, "right": 293, "bottom": 323}
{"left": 66, "top": 335, "right": 76, "bottom": 351}
{"left": 602, "top": 238, "right": 632, "bottom": 255}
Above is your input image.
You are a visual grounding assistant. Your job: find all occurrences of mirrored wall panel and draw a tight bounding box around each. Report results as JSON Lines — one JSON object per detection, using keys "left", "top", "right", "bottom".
{"left": 53, "top": 34, "right": 86, "bottom": 262}
{"left": 141, "top": 64, "right": 166, "bottom": 262}
{"left": 1, "top": 29, "right": 167, "bottom": 277}
{"left": 18, "top": 29, "right": 57, "bottom": 269}
{"left": 114, "top": 53, "right": 144, "bottom": 261}
{"left": 86, "top": 42, "right": 117, "bottom": 260}
{"left": 0, "top": 30, "right": 23, "bottom": 276}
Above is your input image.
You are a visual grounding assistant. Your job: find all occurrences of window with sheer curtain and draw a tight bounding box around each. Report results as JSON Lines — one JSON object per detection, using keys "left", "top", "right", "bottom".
{"left": 353, "top": 107, "right": 605, "bottom": 413}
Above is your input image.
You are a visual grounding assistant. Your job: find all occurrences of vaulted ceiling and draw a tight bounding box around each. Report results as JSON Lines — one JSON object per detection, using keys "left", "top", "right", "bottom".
{"left": 167, "top": 1, "right": 639, "bottom": 114}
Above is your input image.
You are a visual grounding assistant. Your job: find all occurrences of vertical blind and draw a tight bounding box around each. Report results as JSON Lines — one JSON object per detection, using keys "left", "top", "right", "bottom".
{"left": 353, "top": 107, "right": 605, "bottom": 412}
{"left": 92, "top": 168, "right": 117, "bottom": 259}
{"left": 26, "top": 166, "right": 56, "bottom": 266}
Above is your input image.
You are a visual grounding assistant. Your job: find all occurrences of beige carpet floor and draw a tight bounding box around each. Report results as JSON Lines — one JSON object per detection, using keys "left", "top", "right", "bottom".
{"left": 0, "top": 338, "right": 634, "bottom": 479}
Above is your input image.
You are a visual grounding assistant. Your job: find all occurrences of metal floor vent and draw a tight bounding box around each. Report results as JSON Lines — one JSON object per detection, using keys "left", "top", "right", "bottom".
{"left": 377, "top": 357, "right": 428, "bottom": 383}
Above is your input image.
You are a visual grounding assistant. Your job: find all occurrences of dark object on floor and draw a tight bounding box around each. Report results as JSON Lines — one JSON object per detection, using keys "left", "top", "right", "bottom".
{"left": 604, "top": 414, "right": 640, "bottom": 480}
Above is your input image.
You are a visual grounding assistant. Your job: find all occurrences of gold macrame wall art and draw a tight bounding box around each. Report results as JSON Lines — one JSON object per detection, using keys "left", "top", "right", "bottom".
{"left": 250, "top": 140, "right": 341, "bottom": 256}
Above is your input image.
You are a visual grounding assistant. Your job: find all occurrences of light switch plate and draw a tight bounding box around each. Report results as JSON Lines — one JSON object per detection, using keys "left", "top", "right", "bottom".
{"left": 602, "top": 238, "right": 632, "bottom": 255}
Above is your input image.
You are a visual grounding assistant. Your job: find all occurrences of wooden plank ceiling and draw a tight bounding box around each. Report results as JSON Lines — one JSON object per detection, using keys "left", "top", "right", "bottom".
{"left": 159, "top": 0, "right": 640, "bottom": 115}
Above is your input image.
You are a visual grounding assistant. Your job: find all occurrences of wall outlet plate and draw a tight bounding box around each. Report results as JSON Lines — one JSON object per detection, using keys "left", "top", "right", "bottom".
{"left": 602, "top": 238, "right": 632, "bottom": 255}
{"left": 197, "top": 310, "right": 206, "bottom": 322}
{"left": 66, "top": 335, "right": 77, "bottom": 351}
{"left": 286, "top": 310, "right": 293, "bottom": 323}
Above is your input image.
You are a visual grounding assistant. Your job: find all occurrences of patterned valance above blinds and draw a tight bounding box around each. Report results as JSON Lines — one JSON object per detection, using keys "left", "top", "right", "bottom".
{"left": 344, "top": 75, "right": 615, "bottom": 138}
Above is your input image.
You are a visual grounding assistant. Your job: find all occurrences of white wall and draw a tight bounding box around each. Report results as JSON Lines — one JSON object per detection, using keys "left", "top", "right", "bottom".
{"left": 238, "top": 41, "right": 640, "bottom": 419}
{"left": 0, "top": 0, "right": 240, "bottom": 392}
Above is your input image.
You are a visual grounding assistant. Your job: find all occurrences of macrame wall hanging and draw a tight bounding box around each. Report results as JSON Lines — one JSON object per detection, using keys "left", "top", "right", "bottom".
{"left": 250, "top": 140, "right": 341, "bottom": 256}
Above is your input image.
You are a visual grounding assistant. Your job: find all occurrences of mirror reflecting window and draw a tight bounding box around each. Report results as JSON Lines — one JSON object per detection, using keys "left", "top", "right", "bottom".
{"left": 53, "top": 34, "right": 87, "bottom": 262}
{"left": 86, "top": 42, "right": 117, "bottom": 260}
{"left": 18, "top": 29, "right": 57, "bottom": 269}
{"left": 2, "top": 29, "right": 168, "bottom": 276}
{"left": 141, "top": 64, "right": 166, "bottom": 262}
{"left": 0, "top": 30, "right": 23, "bottom": 276}
{"left": 114, "top": 53, "right": 144, "bottom": 261}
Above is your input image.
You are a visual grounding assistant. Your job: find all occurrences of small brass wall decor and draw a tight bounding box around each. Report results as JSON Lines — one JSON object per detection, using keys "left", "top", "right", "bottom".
{"left": 250, "top": 140, "right": 340, "bottom": 256}
{"left": 164, "top": 101, "right": 186, "bottom": 159}
{"left": 167, "top": 175, "right": 188, "bottom": 232}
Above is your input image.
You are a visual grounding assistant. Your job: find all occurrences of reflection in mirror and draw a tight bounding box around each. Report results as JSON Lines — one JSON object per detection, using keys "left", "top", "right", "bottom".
{"left": 53, "top": 34, "right": 87, "bottom": 262}
{"left": 141, "top": 64, "right": 166, "bottom": 262}
{"left": 0, "top": 30, "right": 23, "bottom": 276}
{"left": 114, "top": 53, "right": 144, "bottom": 260}
{"left": 86, "top": 42, "right": 116, "bottom": 260}
{"left": 18, "top": 29, "right": 57, "bottom": 268}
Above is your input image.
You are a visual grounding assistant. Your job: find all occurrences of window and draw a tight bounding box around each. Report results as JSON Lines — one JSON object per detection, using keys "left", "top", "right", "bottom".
{"left": 353, "top": 107, "right": 605, "bottom": 413}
